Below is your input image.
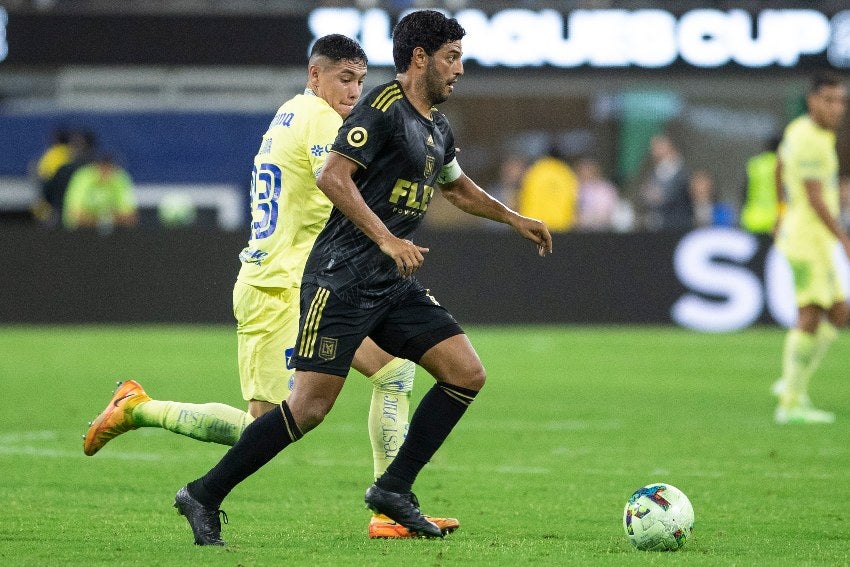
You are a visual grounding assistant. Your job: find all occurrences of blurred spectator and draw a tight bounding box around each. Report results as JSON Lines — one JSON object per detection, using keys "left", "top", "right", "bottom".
{"left": 62, "top": 153, "right": 138, "bottom": 231}
{"left": 43, "top": 129, "right": 98, "bottom": 226}
{"left": 690, "top": 169, "right": 735, "bottom": 227}
{"left": 610, "top": 198, "right": 637, "bottom": 233}
{"left": 638, "top": 134, "right": 692, "bottom": 231}
{"left": 31, "top": 128, "right": 73, "bottom": 223}
{"left": 740, "top": 135, "right": 781, "bottom": 234}
{"left": 517, "top": 145, "right": 578, "bottom": 232}
{"left": 479, "top": 154, "right": 527, "bottom": 231}
{"left": 575, "top": 157, "right": 618, "bottom": 231}
{"left": 489, "top": 154, "right": 526, "bottom": 210}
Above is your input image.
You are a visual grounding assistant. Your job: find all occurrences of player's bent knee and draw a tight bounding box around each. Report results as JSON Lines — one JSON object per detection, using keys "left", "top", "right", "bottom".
{"left": 468, "top": 365, "right": 486, "bottom": 391}
{"left": 371, "top": 359, "right": 415, "bottom": 393}
{"left": 296, "top": 402, "right": 333, "bottom": 433}
{"left": 447, "top": 363, "right": 486, "bottom": 391}
{"left": 288, "top": 371, "right": 345, "bottom": 432}
{"left": 288, "top": 393, "right": 336, "bottom": 433}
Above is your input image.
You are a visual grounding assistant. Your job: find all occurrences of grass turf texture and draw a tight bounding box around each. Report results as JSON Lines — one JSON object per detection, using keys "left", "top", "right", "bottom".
{"left": 2, "top": 325, "right": 849, "bottom": 566}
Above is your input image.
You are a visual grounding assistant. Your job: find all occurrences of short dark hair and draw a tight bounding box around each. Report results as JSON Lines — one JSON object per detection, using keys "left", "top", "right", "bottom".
{"left": 94, "top": 152, "right": 117, "bottom": 166}
{"left": 53, "top": 128, "right": 71, "bottom": 144}
{"left": 310, "top": 34, "right": 367, "bottom": 66}
{"left": 72, "top": 129, "right": 97, "bottom": 150}
{"left": 808, "top": 72, "right": 843, "bottom": 95}
{"left": 392, "top": 10, "right": 466, "bottom": 73}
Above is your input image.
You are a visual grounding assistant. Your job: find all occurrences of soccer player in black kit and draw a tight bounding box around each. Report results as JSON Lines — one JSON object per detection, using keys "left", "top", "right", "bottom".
{"left": 174, "top": 10, "right": 552, "bottom": 545}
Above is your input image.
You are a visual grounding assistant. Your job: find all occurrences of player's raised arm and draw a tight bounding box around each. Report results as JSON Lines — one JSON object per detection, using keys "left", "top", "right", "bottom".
{"left": 317, "top": 152, "right": 429, "bottom": 276}
{"left": 439, "top": 172, "right": 552, "bottom": 256}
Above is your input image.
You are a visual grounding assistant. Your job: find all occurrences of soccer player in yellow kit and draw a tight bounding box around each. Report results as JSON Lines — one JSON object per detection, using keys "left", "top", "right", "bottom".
{"left": 772, "top": 73, "right": 849, "bottom": 424}
{"left": 83, "top": 34, "right": 456, "bottom": 537}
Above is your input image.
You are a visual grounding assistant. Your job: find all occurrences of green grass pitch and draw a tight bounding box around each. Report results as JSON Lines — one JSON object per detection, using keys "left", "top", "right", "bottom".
{"left": 2, "top": 325, "right": 849, "bottom": 566}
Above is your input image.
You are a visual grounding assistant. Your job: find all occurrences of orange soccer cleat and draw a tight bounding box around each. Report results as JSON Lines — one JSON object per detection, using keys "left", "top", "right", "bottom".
{"left": 368, "top": 513, "right": 460, "bottom": 539}
{"left": 83, "top": 380, "right": 151, "bottom": 456}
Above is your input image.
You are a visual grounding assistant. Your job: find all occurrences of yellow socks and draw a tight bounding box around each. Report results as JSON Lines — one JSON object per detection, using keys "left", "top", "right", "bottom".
{"left": 779, "top": 329, "right": 816, "bottom": 409}
{"left": 367, "top": 358, "right": 414, "bottom": 479}
{"left": 132, "top": 400, "right": 253, "bottom": 446}
{"left": 800, "top": 321, "right": 838, "bottom": 397}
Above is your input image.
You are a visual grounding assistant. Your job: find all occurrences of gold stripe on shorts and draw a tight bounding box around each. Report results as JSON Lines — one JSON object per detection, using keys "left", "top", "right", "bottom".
{"left": 299, "top": 287, "right": 330, "bottom": 358}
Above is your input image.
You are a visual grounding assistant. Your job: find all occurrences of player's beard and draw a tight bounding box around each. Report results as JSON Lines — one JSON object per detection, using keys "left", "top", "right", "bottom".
{"left": 424, "top": 58, "right": 450, "bottom": 105}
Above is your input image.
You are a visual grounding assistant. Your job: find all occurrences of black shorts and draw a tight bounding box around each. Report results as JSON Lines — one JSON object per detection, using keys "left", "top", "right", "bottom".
{"left": 291, "top": 281, "right": 464, "bottom": 377}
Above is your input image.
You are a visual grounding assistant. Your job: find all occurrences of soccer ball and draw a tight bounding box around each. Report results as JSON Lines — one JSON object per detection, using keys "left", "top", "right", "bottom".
{"left": 623, "top": 483, "right": 694, "bottom": 551}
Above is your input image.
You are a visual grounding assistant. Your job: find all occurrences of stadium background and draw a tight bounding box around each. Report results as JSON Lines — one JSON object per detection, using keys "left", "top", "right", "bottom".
{"left": 4, "top": 6, "right": 850, "bottom": 563}
{"left": 1, "top": 0, "right": 849, "bottom": 330}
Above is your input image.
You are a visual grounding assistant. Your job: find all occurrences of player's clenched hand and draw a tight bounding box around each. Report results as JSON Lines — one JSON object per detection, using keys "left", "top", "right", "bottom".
{"left": 511, "top": 215, "right": 553, "bottom": 257}
{"left": 380, "top": 237, "right": 430, "bottom": 277}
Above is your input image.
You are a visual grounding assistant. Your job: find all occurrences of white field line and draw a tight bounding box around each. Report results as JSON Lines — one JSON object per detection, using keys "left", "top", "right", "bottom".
{"left": 462, "top": 419, "right": 624, "bottom": 431}
{"left": 0, "top": 431, "right": 60, "bottom": 443}
{"left": 0, "top": 430, "right": 162, "bottom": 460}
{"left": 5, "top": 429, "right": 849, "bottom": 483}
{"left": 0, "top": 445, "right": 161, "bottom": 460}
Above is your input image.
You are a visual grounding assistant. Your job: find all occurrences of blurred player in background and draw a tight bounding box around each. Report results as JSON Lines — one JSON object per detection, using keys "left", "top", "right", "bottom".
{"left": 740, "top": 135, "right": 782, "bottom": 234}
{"left": 62, "top": 152, "right": 138, "bottom": 230}
{"left": 772, "top": 72, "right": 849, "bottom": 424}
{"left": 83, "top": 33, "right": 456, "bottom": 539}
{"left": 171, "top": 10, "right": 552, "bottom": 546}
{"left": 42, "top": 129, "right": 98, "bottom": 226}
{"left": 31, "top": 127, "right": 72, "bottom": 223}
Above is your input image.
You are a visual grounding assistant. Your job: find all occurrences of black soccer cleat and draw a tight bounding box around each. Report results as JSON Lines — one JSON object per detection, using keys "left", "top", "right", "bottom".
{"left": 174, "top": 486, "right": 228, "bottom": 546}
{"left": 364, "top": 484, "right": 443, "bottom": 538}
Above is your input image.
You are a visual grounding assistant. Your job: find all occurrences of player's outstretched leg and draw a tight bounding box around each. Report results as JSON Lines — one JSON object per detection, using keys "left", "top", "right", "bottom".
{"left": 83, "top": 380, "right": 151, "bottom": 456}
{"left": 174, "top": 486, "right": 228, "bottom": 546}
{"left": 84, "top": 380, "right": 254, "bottom": 455}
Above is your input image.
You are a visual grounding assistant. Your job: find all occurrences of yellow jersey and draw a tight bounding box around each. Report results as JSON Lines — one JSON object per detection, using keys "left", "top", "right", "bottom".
{"left": 518, "top": 156, "right": 579, "bottom": 232}
{"left": 777, "top": 114, "right": 840, "bottom": 252}
{"left": 237, "top": 91, "right": 340, "bottom": 288}
{"left": 740, "top": 150, "right": 778, "bottom": 234}
{"left": 36, "top": 143, "right": 72, "bottom": 181}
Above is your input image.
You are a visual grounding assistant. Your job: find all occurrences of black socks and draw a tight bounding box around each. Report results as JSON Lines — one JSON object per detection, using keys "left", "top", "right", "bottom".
{"left": 188, "top": 401, "right": 303, "bottom": 507}
{"left": 376, "top": 382, "right": 477, "bottom": 494}
{"left": 186, "top": 381, "right": 479, "bottom": 506}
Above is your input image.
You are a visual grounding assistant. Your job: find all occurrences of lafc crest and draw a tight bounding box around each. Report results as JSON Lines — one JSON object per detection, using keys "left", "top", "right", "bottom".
{"left": 318, "top": 337, "right": 338, "bottom": 360}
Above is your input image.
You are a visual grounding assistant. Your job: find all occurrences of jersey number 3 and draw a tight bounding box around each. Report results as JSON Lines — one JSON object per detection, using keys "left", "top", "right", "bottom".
{"left": 251, "top": 163, "right": 282, "bottom": 239}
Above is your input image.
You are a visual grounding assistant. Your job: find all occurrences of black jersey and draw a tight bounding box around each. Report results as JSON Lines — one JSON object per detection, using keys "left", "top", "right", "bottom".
{"left": 302, "top": 80, "right": 456, "bottom": 308}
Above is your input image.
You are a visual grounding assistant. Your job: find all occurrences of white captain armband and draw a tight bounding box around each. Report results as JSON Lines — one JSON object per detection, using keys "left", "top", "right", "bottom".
{"left": 436, "top": 157, "right": 463, "bottom": 184}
